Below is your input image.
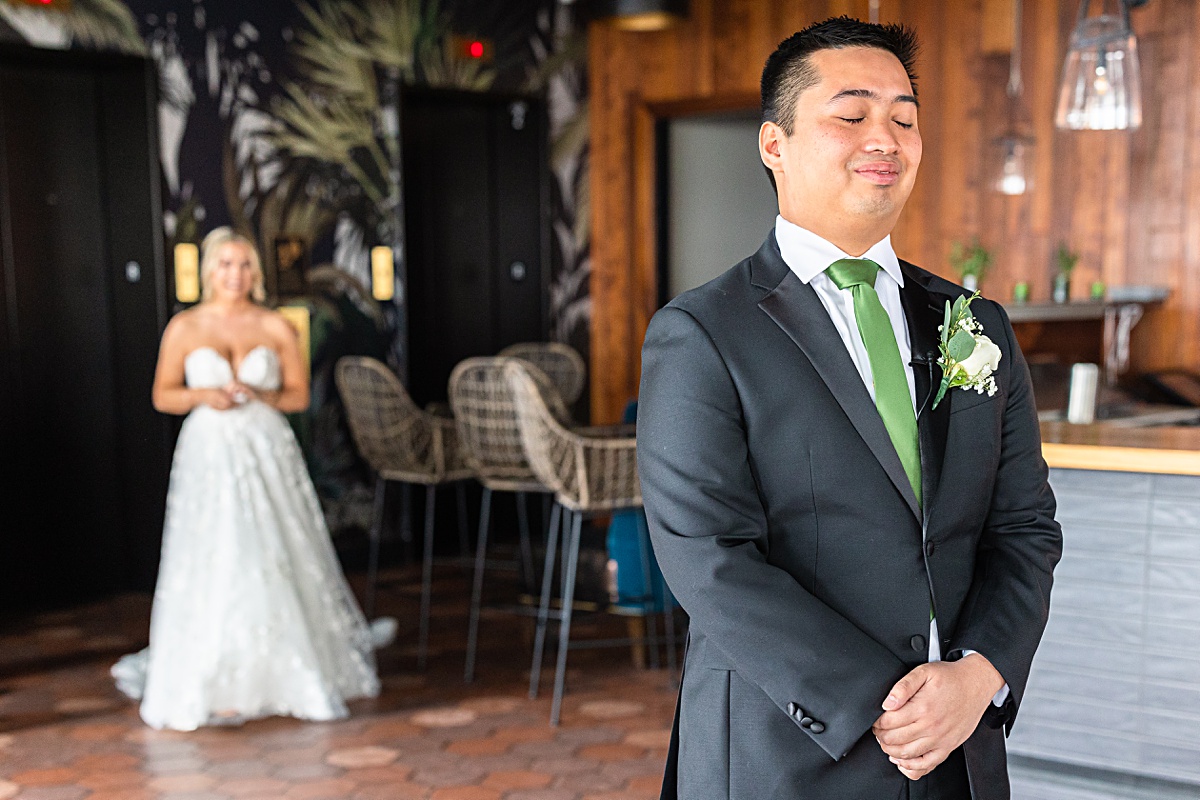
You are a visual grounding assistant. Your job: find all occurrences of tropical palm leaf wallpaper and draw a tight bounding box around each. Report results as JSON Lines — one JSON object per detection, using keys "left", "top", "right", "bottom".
{"left": 0, "top": 0, "right": 592, "bottom": 535}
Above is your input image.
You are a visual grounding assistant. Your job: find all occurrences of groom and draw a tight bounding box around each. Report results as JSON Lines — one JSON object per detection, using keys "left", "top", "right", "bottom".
{"left": 637, "top": 17, "right": 1062, "bottom": 800}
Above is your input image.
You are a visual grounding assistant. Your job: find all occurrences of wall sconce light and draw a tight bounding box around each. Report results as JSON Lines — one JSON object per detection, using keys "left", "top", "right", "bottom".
{"left": 370, "top": 245, "right": 395, "bottom": 301}
{"left": 277, "top": 304, "right": 311, "bottom": 379}
{"left": 1055, "top": 0, "right": 1146, "bottom": 130}
{"left": 587, "top": 0, "right": 688, "bottom": 31}
{"left": 174, "top": 242, "right": 200, "bottom": 303}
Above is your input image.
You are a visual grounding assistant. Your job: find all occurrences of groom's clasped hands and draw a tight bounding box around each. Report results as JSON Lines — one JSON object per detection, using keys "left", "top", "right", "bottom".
{"left": 871, "top": 653, "right": 1006, "bottom": 780}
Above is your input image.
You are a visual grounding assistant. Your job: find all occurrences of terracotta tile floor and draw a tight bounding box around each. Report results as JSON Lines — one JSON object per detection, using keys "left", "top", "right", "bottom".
{"left": 0, "top": 562, "right": 679, "bottom": 799}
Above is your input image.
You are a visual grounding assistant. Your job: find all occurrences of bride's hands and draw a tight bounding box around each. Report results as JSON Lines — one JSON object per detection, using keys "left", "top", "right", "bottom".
{"left": 224, "top": 380, "right": 254, "bottom": 405}
{"left": 220, "top": 381, "right": 282, "bottom": 409}
{"left": 196, "top": 387, "right": 237, "bottom": 410}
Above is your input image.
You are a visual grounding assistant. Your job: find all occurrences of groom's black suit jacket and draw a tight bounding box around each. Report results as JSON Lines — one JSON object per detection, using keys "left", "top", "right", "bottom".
{"left": 637, "top": 234, "right": 1063, "bottom": 800}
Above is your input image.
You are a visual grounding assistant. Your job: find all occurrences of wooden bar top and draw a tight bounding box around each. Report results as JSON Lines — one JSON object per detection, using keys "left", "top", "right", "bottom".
{"left": 1040, "top": 421, "right": 1200, "bottom": 475}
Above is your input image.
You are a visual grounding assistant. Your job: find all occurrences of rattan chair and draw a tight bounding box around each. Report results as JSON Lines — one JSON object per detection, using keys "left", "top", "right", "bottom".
{"left": 498, "top": 341, "right": 586, "bottom": 406}
{"left": 449, "top": 356, "right": 576, "bottom": 682}
{"left": 336, "top": 356, "right": 473, "bottom": 668}
{"left": 505, "top": 359, "right": 675, "bottom": 725}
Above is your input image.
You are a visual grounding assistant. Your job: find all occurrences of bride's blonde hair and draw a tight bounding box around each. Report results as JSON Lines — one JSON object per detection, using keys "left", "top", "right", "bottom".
{"left": 199, "top": 226, "right": 266, "bottom": 303}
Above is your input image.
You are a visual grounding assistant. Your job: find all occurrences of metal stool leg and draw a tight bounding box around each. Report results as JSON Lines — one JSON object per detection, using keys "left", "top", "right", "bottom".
{"left": 529, "top": 500, "right": 562, "bottom": 699}
{"left": 516, "top": 491, "right": 536, "bottom": 591}
{"left": 418, "top": 483, "right": 437, "bottom": 670}
{"left": 464, "top": 487, "right": 492, "bottom": 683}
{"left": 455, "top": 482, "right": 470, "bottom": 559}
{"left": 638, "top": 509, "right": 678, "bottom": 677}
{"left": 365, "top": 476, "right": 386, "bottom": 619}
{"left": 399, "top": 482, "right": 414, "bottom": 564}
{"left": 550, "top": 508, "right": 583, "bottom": 726}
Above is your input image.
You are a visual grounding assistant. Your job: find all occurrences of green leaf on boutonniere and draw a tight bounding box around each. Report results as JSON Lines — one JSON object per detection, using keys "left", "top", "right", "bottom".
{"left": 948, "top": 328, "right": 976, "bottom": 362}
{"left": 932, "top": 290, "right": 998, "bottom": 411}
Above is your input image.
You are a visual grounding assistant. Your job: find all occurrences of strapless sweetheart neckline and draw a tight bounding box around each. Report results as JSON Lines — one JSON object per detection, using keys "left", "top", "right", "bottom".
{"left": 188, "top": 345, "right": 274, "bottom": 378}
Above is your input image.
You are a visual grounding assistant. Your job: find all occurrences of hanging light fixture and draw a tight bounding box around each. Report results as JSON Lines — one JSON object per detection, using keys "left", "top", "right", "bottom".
{"left": 1055, "top": 0, "right": 1145, "bottom": 130}
{"left": 586, "top": 0, "right": 688, "bottom": 32}
{"left": 993, "top": 0, "right": 1033, "bottom": 195}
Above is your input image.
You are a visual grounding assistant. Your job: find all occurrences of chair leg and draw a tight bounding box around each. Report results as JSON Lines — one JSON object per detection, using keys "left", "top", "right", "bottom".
{"left": 365, "top": 476, "right": 386, "bottom": 619}
{"left": 516, "top": 491, "right": 535, "bottom": 592}
{"left": 550, "top": 508, "right": 583, "bottom": 726}
{"left": 637, "top": 510, "right": 677, "bottom": 676}
{"left": 529, "top": 500, "right": 562, "bottom": 699}
{"left": 418, "top": 484, "right": 437, "bottom": 671}
{"left": 634, "top": 510, "right": 660, "bottom": 670}
{"left": 399, "top": 483, "right": 414, "bottom": 565}
{"left": 464, "top": 487, "right": 492, "bottom": 683}
{"left": 455, "top": 482, "right": 470, "bottom": 559}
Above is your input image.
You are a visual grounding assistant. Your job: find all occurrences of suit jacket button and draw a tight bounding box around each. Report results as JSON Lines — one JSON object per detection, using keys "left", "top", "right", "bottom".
{"left": 924, "top": 540, "right": 936, "bottom": 556}
{"left": 809, "top": 721, "right": 825, "bottom": 734}
{"left": 799, "top": 716, "right": 813, "bottom": 728}
{"left": 787, "top": 702, "right": 800, "bottom": 717}
{"left": 911, "top": 634, "right": 927, "bottom": 652}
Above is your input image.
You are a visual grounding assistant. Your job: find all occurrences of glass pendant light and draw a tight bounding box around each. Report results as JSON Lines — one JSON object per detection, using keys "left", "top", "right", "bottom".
{"left": 994, "top": 135, "right": 1032, "bottom": 195}
{"left": 1055, "top": 0, "right": 1143, "bottom": 130}
{"left": 993, "top": 0, "right": 1033, "bottom": 195}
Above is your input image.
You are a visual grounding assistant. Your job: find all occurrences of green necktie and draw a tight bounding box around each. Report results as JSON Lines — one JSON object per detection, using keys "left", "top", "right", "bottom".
{"left": 825, "top": 258, "right": 922, "bottom": 507}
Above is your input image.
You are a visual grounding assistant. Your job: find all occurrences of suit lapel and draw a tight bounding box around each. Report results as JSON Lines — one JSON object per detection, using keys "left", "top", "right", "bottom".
{"left": 898, "top": 262, "right": 951, "bottom": 518}
{"left": 753, "top": 237, "right": 921, "bottom": 520}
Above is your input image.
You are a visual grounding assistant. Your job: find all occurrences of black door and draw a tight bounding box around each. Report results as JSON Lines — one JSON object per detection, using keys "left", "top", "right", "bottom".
{"left": 0, "top": 47, "right": 169, "bottom": 610}
{"left": 401, "top": 88, "right": 548, "bottom": 406}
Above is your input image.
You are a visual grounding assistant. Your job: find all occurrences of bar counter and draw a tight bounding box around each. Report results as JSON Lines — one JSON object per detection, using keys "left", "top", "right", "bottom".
{"left": 1007, "top": 422, "right": 1200, "bottom": 798}
{"left": 1040, "top": 420, "right": 1200, "bottom": 475}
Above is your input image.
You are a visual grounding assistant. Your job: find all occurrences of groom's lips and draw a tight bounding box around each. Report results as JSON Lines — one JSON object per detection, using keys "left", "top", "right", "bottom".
{"left": 853, "top": 160, "right": 901, "bottom": 185}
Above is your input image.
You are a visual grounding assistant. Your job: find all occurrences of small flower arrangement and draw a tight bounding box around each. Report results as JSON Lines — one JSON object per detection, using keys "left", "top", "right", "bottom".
{"left": 933, "top": 292, "right": 1002, "bottom": 410}
{"left": 949, "top": 238, "right": 992, "bottom": 291}
{"left": 1054, "top": 242, "right": 1078, "bottom": 277}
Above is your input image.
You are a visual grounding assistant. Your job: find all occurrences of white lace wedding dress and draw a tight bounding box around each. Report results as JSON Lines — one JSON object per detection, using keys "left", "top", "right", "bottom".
{"left": 112, "top": 346, "right": 387, "bottom": 731}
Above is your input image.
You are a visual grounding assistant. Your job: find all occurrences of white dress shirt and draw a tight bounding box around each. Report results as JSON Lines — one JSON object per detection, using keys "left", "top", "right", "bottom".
{"left": 774, "top": 216, "right": 1009, "bottom": 706}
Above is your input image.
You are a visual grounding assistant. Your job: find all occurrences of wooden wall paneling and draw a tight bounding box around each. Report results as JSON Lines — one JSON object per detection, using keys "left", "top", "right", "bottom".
{"left": 1129, "top": 12, "right": 1187, "bottom": 372}
{"left": 1100, "top": 127, "right": 1132, "bottom": 301}
{"left": 981, "top": 52, "right": 1026, "bottom": 300}
{"left": 590, "top": 0, "right": 1200, "bottom": 422}
{"left": 684, "top": 1, "right": 716, "bottom": 97}
{"left": 1028, "top": 0, "right": 1063, "bottom": 278}
{"left": 632, "top": 100, "right": 658, "bottom": 411}
{"left": 938, "top": 3, "right": 985, "bottom": 270}
{"left": 589, "top": 22, "right": 633, "bottom": 422}
{"left": 1181, "top": 0, "right": 1200, "bottom": 375}
{"left": 890, "top": 0, "right": 944, "bottom": 269}
{"left": 981, "top": 0, "right": 1016, "bottom": 56}
{"left": 710, "top": 0, "right": 767, "bottom": 93}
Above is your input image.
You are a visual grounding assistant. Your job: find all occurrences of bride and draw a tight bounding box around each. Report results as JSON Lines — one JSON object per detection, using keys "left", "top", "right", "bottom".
{"left": 113, "top": 227, "right": 389, "bottom": 731}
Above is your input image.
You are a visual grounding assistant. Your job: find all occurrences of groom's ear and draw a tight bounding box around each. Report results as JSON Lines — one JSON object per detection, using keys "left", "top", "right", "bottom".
{"left": 759, "top": 121, "right": 784, "bottom": 171}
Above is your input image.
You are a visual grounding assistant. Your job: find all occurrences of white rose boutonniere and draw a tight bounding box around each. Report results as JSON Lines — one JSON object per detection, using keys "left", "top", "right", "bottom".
{"left": 932, "top": 291, "right": 1001, "bottom": 410}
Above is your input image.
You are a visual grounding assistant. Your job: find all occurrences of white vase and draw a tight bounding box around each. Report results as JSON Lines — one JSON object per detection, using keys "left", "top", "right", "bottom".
{"left": 962, "top": 274, "right": 979, "bottom": 292}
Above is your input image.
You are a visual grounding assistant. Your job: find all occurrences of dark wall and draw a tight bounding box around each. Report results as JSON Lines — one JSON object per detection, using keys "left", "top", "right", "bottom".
{"left": 0, "top": 0, "right": 591, "bottom": 534}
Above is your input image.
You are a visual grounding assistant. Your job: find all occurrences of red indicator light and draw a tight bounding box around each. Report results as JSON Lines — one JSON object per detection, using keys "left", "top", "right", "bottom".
{"left": 469, "top": 41, "right": 484, "bottom": 58}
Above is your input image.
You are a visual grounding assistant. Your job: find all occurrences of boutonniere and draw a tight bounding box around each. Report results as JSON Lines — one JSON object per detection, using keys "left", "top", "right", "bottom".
{"left": 932, "top": 292, "right": 1002, "bottom": 410}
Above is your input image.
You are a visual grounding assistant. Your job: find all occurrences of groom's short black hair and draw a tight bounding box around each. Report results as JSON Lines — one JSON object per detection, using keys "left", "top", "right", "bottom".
{"left": 761, "top": 16, "right": 920, "bottom": 135}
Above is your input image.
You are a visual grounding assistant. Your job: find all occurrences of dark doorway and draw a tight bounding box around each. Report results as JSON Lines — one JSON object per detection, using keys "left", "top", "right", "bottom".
{"left": 401, "top": 87, "right": 549, "bottom": 407}
{"left": 0, "top": 46, "right": 170, "bottom": 611}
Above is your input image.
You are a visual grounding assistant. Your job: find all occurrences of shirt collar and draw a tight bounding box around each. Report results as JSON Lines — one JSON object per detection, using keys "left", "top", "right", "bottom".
{"left": 774, "top": 215, "right": 904, "bottom": 288}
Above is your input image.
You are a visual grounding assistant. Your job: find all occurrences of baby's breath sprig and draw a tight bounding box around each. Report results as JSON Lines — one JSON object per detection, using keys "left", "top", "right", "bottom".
{"left": 932, "top": 292, "right": 1002, "bottom": 410}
